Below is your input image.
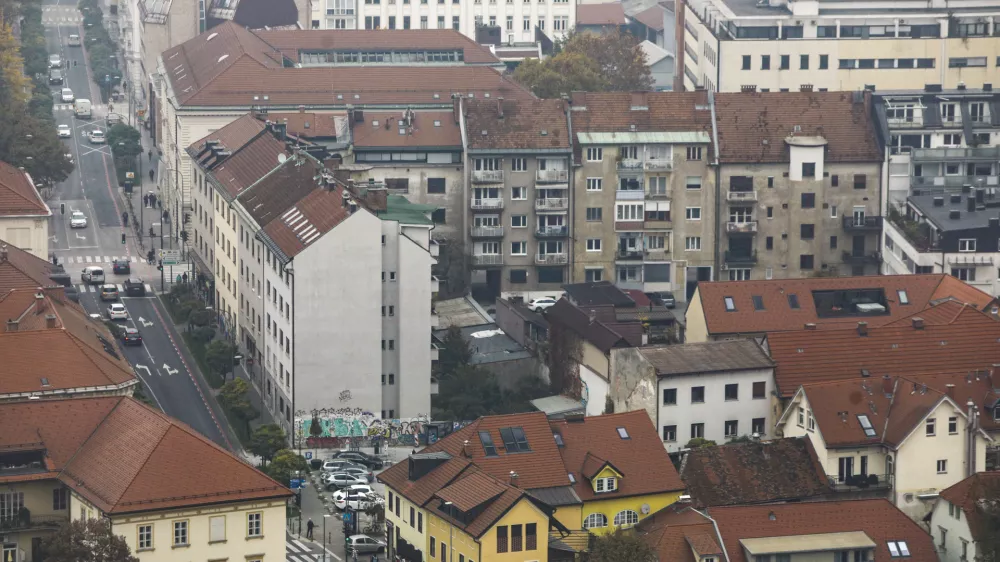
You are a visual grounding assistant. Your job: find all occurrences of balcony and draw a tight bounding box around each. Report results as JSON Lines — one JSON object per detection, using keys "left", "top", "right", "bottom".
{"left": 911, "top": 146, "right": 1000, "bottom": 162}
{"left": 726, "top": 221, "right": 758, "bottom": 234}
{"left": 0, "top": 510, "right": 65, "bottom": 532}
{"left": 827, "top": 473, "right": 893, "bottom": 493}
{"left": 644, "top": 159, "right": 673, "bottom": 172}
{"left": 431, "top": 275, "right": 440, "bottom": 293}
{"left": 910, "top": 175, "right": 1000, "bottom": 190}
{"left": 430, "top": 310, "right": 440, "bottom": 328}
{"left": 724, "top": 250, "right": 758, "bottom": 265}
{"left": 644, "top": 219, "right": 672, "bottom": 229}
{"left": 326, "top": 7, "right": 355, "bottom": 14}
{"left": 472, "top": 254, "right": 503, "bottom": 267}
{"left": 430, "top": 343, "right": 440, "bottom": 360}
{"left": 888, "top": 212, "right": 939, "bottom": 252}
{"left": 471, "top": 226, "right": 504, "bottom": 238}
{"left": 842, "top": 216, "right": 884, "bottom": 231}
{"left": 616, "top": 190, "right": 645, "bottom": 201}
{"left": 536, "top": 169, "right": 569, "bottom": 183}
{"left": 617, "top": 159, "right": 644, "bottom": 174}
{"left": 536, "top": 253, "right": 568, "bottom": 265}
{"left": 472, "top": 170, "right": 504, "bottom": 183}
{"left": 429, "top": 239, "right": 441, "bottom": 257}
{"left": 535, "top": 198, "right": 568, "bottom": 211}
{"left": 535, "top": 226, "right": 568, "bottom": 238}
{"left": 645, "top": 248, "right": 671, "bottom": 261}
{"left": 727, "top": 190, "right": 758, "bottom": 202}
{"left": 470, "top": 198, "right": 503, "bottom": 210}
{"left": 842, "top": 251, "right": 881, "bottom": 265}
{"left": 617, "top": 249, "right": 644, "bottom": 261}
{"left": 947, "top": 254, "right": 994, "bottom": 266}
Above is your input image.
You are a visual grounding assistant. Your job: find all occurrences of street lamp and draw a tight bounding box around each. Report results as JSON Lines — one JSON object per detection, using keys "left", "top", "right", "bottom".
{"left": 323, "top": 514, "right": 331, "bottom": 562}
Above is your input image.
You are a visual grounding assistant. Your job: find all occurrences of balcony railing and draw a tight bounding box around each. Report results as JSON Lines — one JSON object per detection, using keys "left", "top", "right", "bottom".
{"left": 431, "top": 275, "right": 440, "bottom": 293}
{"left": 911, "top": 175, "right": 1000, "bottom": 189}
{"left": 326, "top": 8, "right": 355, "bottom": 14}
{"left": 617, "top": 249, "right": 644, "bottom": 260}
{"left": 911, "top": 146, "right": 1000, "bottom": 162}
{"left": 724, "top": 250, "right": 758, "bottom": 265}
{"left": 470, "top": 198, "right": 503, "bottom": 210}
{"left": 471, "top": 226, "right": 504, "bottom": 238}
{"left": 727, "top": 190, "right": 758, "bottom": 202}
{"left": 616, "top": 190, "right": 645, "bottom": 201}
{"left": 536, "top": 253, "right": 568, "bottom": 265}
{"left": 644, "top": 159, "right": 673, "bottom": 171}
{"left": 842, "top": 216, "right": 883, "bottom": 230}
{"left": 645, "top": 248, "right": 671, "bottom": 261}
{"left": 535, "top": 226, "right": 568, "bottom": 238}
{"left": 947, "top": 254, "right": 994, "bottom": 266}
{"left": 430, "top": 343, "right": 440, "bottom": 360}
{"left": 536, "top": 169, "right": 568, "bottom": 183}
{"left": 726, "top": 221, "right": 758, "bottom": 234}
{"left": 472, "top": 254, "right": 503, "bottom": 266}
{"left": 617, "top": 159, "right": 644, "bottom": 173}
{"left": 535, "top": 198, "right": 568, "bottom": 211}
{"left": 0, "top": 511, "right": 65, "bottom": 532}
{"left": 827, "top": 473, "right": 893, "bottom": 492}
{"left": 887, "top": 212, "right": 939, "bottom": 252}
{"left": 842, "top": 251, "right": 881, "bottom": 264}
{"left": 472, "top": 170, "right": 504, "bottom": 183}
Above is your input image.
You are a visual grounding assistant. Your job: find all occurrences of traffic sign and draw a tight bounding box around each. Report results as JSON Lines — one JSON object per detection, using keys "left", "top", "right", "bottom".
{"left": 289, "top": 478, "right": 302, "bottom": 489}
{"left": 126, "top": 171, "right": 135, "bottom": 179}
{"left": 305, "top": 451, "right": 313, "bottom": 459}
{"left": 159, "top": 249, "right": 181, "bottom": 265}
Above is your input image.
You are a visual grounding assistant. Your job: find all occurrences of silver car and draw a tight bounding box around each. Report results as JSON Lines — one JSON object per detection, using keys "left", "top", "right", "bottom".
{"left": 324, "top": 472, "right": 366, "bottom": 490}
{"left": 346, "top": 534, "right": 385, "bottom": 555}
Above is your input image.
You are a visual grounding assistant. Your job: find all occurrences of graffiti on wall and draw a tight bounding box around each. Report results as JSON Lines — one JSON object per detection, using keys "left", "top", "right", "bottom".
{"left": 294, "top": 409, "right": 431, "bottom": 446}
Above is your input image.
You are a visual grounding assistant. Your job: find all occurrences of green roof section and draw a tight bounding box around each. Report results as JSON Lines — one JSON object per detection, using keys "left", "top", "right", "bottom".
{"left": 378, "top": 194, "right": 436, "bottom": 226}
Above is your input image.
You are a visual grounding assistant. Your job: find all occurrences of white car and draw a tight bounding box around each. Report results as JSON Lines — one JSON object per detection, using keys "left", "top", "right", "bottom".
{"left": 527, "top": 297, "right": 558, "bottom": 312}
{"left": 107, "top": 303, "right": 128, "bottom": 321}
{"left": 333, "top": 490, "right": 383, "bottom": 511}
{"left": 69, "top": 211, "right": 87, "bottom": 228}
{"left": 57, "top": 124, "right": 71, "bottom": 138}
{"left": 60, "top": 88, "right": 74, "bottom": 102}
{"left": 88, "top": 129, "right": 105, "bottom": 144}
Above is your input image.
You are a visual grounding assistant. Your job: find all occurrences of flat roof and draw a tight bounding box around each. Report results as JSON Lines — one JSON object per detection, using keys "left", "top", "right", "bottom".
{"left": 909, "top": 193, "right": 1000, "bottom": 232}
{"left": 740, "top": 532, "right": 876, "bottom": 555}
{"left": 432, "top": 324, "right": 533, "bottom": 364}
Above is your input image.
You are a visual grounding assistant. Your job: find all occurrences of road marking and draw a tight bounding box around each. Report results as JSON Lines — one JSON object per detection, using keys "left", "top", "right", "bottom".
{"left": 162, "top": 363, "right": 178, "bottom": 376}
{"left": 103, "top": 256, "right": 110, "bottom": 263}
{"left": 117, "top": 284, "right": 125, "bottom": 292}
{"left": 292, "top": 540, "right": 311, "bottom": 552}
{"left": 135, "top": 364, "right": 152, "bottom": 377}
{"left": 144, "top": 284, "right": 154, "bottom": 294}
{"left": 287, "top": 542, "right": 303, "bottom": 553}
{"left": 76, "top": 284, "right": 86, "bottom": 293}
{"left": 138, "top": 317, "right": 153, "bottom": 327}
{"left": 131, "top": 256, "right": 138, "bottom": 262}
{"left": 84, "top": 256, "right": 91, "bottom": 262}
{"left": 75, "top": 233, "right": 86, "bottom": 240}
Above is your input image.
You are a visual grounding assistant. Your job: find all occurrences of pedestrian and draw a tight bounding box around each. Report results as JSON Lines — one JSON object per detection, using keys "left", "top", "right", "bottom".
{"left": 147, "top": 249, "right": 154, "bottom": 264}
{"left": 157, "top": 199, "right": 162, "bottom": 210}
{"left": 182, "top": 272, "right": 188, "bottom": 283}
{"left": 352, "top": 547, "right": 358, "bottom": 562}
{"left": 147, "top": 149, "right": 152, "bottom": 161}
{"left": 142, "top": 194, "right": 148, "bottom": 207}
{"left": 149, "top": 168, "right": 154, "bottom": 182}
{"left": 306, "top": 518, "right": 314, "bottom": 540}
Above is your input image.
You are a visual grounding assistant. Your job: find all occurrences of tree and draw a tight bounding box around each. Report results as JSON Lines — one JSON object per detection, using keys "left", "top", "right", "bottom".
{"left": 40, "top": 518, "right": 139, "bottom": 562}
{"left": 513, "top": 28, "right": 652, "bottom": 98}
{"left": 205, "top": 339, "right": 238, "bottom": 377}
{"left": 188, "top": 308, "right": 215, "bottom": 331}
{"left": 265, "top": 449, "right": 309, "bottom": 486}
{"left": 249, "top": 424, "right": 287, "bottom": 466}
{"left": 435, "top": 325, "right": 471, "bottom": 379}
{"left": 218, "top": 377, "right": 259, "bottom": 434}
{"left": 685, "top": 437, "right": 717, "bottom": 448}
{"left": 587, "top": 530, "right": 657, "bottom": 562}
{"left": 975, "top": 477, "right": 1000, "bottom": 562}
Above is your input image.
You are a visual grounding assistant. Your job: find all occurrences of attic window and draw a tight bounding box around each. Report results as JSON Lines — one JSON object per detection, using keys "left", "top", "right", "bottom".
{"left": 484, "top": 93, "right": 491, "bottom": 98}
{"left": 888, "top": 541, "right": 910, "bottom": 558}
{"left": 553, "top": 433, "right": 564, "bottom": 447}
{"left": 616, "top": 427, "right": 630, "bottom": 439}
{"left": 568, "top": 473, "right": 576, "bottom": 483}
{"left": 337, "top": 94, "right": 344, "bottom": 100}
{"left": 724, "top": 296, "right": 736, "bottom": 312}
{"left": 752, "top": 295, "right": 765, "bottom": 310}
{"left": 897, "top": 289, "right": 910, "bottom": 305}
{"left": 433, "top": 93, "right": 441, "bottom": 99}
{"left": 40, "top": 378, "right": 50, "bottom": 387}
{"left": 399, "top": 128, "right": 406, "bottom": 135}
{"left": 788, "top": 294, "right": 800, "bottom": 309}
{"left": 372, "top": 120, "right": 380, "bottom": 128}
{"left": 354, "top": 94, "right": 360, "bottom": 99}
{"left": 434, "top": 120, "right": 441, "bottom": 127}
{"left": 499, "top": 427, "right": 530, "bottom": 453}
{"left": 478, "top": 430, "right": 498, "bottom": 456}
{"left": 857, "top": 414, "right": 877, "bottom": 437}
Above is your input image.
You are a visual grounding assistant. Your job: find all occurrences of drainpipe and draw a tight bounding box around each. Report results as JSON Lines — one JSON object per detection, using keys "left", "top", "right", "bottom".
{"left": 708, "top": 89, "right": 722, "bottom": 279}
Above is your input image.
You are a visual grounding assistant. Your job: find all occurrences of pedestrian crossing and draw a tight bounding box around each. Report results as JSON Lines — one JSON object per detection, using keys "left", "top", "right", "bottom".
{"left": 54, "top": 103, "right": 109, "bottom": 112}
{"left": 287, "top": 539, "right": 324, "bottom": 562}
{"left": 43, "top": 16, "right": 83, "bottom": 23}
{"left": 77, "top": 283, "right": 154, "bottom": 294}
{"left": 63, "top": 255, "right": 138, "bottom": 264}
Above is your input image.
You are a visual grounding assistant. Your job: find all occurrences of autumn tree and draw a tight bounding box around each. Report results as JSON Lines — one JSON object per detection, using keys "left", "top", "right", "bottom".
{"left": 587, "top": 530, "right": 657, "bottom": 562}
{"left": 40, "top": 518, "right": 139, "bottom": 562}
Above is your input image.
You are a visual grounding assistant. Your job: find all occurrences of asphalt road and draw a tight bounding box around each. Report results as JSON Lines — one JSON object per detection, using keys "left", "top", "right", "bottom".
{"left": 43, "top": 10, "right": 234, "bottom": 450}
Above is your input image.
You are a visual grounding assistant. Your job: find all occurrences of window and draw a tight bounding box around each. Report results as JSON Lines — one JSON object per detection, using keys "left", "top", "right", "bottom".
{"left": 752, "top": 418, "right": 765, "bottom": 435}
{"left": 751, "top": 381, "right": 766, "bottom": 399}
{"left": 526, "top": 523, "right": 537, "bottom": 551}
{"left": 511, "top": 187, "right": 526, "bottom": 200}
{"left": 888, "top": 541, "right": 910, "bottom": 557}
{"left": 586, "top": 208, "right": 603, "bottom": 222}
{"left": 442, "top": 543, "right": 448, "bottom": 562}
{"left": 173, "top": 520, "right": 189, "bottom": 546}
{"left": 663, "top": 388, "right": 677, "bottom": 405}
{"left": 691, "top": 386, "right": 705, "bottom": 403}
{"left": 742, "top": 55, "right": 751, "bottom": 70}
{"left": 800, "top": 254, "right": 814, "bottom": 270}
{"left": 52, "top": 487, "right": 68, "bottom": 510}
{"left": 209, "top": 515, "right": 226, "bottom": 542}
{"left": 801, "top": 224, "right": 814, "bottom": 240}
{"left": 595, "top": 476, "right": 617, "bottom": 492}
{"left": 431, "top": 537, "right": 436, "bottom": 556}
{"left": 586, "top": 147, "right": 603, "bottom": 161}
{"left": 691, "top": 423, "right": 705, "bottom": 438}
{"left": 432, "top": 208, "right": 446, "bottom": 223}
{"left": 523, "top": 16, "right": 530, "bottom": 30}
{"left": 952, "top": 267, "right": 976, "bottom": 282}
{"left": 663, "top": 425, "right": 677, "bottom": 441}
{"left": 686, "top": 207, "right": 702, "bottom": 220}
{"left": 800, "top": 54, "right": 809, "bottom": 69}
{"left": 725, "top": 383, "right": 738, "bottom": 400}
{"left": 613, "top": 510, "right": 639, "bottom": 528}
{"left": 427, "top": 178, "right": 446, "bottom": 193}
{"left": 583, "top": 513, "right": 608, "bottom": 529}
{"left": 616, "top": 427, "right": 630, "bottom": 440}
{"left": 937, "top": 459, "right": 948, "bottom": 473}
{"left": 479, "top": 430, "right": 498, "bottom": 455}
{"left": 499, "top": 426, "right": 530, "bottom": 452}
{"left": 949, "top": 416, "right": 958, "bottom": 434}
{"left": 685, "top": 236, "right": 701, "bottom": 251}
{"left": 959, "top": 239, "right": 977, "bottom": 252}
{"left": 617, "top": 203, "right": 643, "bottom": 221}
{"left": 801, "top": 162, "right": 815, "bottom": 177}
{"left": 137, "top": 524, "right": 153, "bottom": 550}
{"left": 797, "top": 407, "right": 805, "bottom": 427}
{"left": 686, "top": 146, "right": 703, "bottom": 160}
{"left": 779, "top": 54, "right": 789, "bottom": 69}
{"left": 858, "top": 414, "right": 877, "bottom": 437}
{"left": 766, "top": 236, "right": 774, "bottom": 250}
{"left": 247, "top": 512, "right": 262, "bottom": 537}
{"left": 586, "top": 177, "right": 602, "bottom": 191}
{"left": 510, "top": 524, "right": 523, "bottom": 551}
{"left": 586, "top": 239, "right": 602, "bottom": 252}
{"left": 761, "top": 55, "right": 770, "bottom": 69}
{"left": 724, "top": 296, "right": 736, "bottom": 311}
{"left": 818, "top": 54, "right": 829, "bottom": 69}
{"left": 807, "top": 410, "right": 815, "bottom": 431}
{"left": 853, "top": 175, "right": 867, "bottom": 190}
{"left": 801, "top": 193, "right": 815, "bottom": 208}
{"left": 585, "top": 268, "right": 603, "bottom": 282}
{"left": 926, "top": 418, "right": 936, "bottom": 436}
{"left": 510, "top": 242, "right": 526, "bottom": 255}
{"left": 725, "top": 420, "right": 738, "bottom": 437}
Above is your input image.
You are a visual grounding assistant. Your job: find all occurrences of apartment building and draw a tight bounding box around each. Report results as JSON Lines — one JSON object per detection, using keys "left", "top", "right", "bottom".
{"left": 460, "top": 98, "right": 573, "bottom": 299}
{"left": 680, "top": 0, "right": 1000, "bottom": 92}
{"left": 155, "top": 22, "right": 532, "bottom": 252}
{"left": 569, "top": 91, "right": 716, "bottom": 302}
{"left": 0, "top": 160, "right": 50, "bottom": 261}
{"left": 714, "top": 91, "right": 883, "bottom": 280}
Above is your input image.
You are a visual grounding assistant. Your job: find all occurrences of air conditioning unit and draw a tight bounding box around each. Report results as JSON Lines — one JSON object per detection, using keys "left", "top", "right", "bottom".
{"left": 721, "top": 264, "right": 730, "bottom": 271}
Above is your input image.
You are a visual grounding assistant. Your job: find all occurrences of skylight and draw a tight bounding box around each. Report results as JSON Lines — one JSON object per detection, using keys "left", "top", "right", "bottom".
{"left": 499, "top": 427, "right": 530, "bottom": 453}
{"left": 479, "top": 430, "right": 498, "bottom": 456}
{"left": 752, "top": 295, "right": 765, "bottom": 311}
{"left": 897, "top": 289, "right": 910, "bottom": 305}
{"left": 616, "top": 427, "right": 630, "bottom": 439}
{"left": 568, "top": 473, "right": 576, "bottom": 483}
{"left": 857, "top": 414, "right": 877, "bottom": 437}
{"left": 724, "top": 296, "right": 736, "bottom": 311}
{"left": 888, "top": 541, "right": 910, "bottom": 558}
{"left": 553, "top": 433, "right": 564, "bottom": 447}
{"left": 788, "top": 294, "right": 800, "bottom": 309}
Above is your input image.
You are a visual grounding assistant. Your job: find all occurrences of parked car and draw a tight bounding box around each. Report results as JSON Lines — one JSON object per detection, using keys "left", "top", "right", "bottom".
{"left": 527, "top": 297, "right": 558, "bottom": 312}
{"left": 320, "top": 464, "right": 364, "bottom": 483}
{"left": 112, "top": 258, "right": 130, "bottom": 274}
{"left": 339, "top": 466, "right": 374, "bottom": 483}
{"left": 99, "top": 284, "right": 119, "bottom": 301}
{"left": 88, "top": 129, "right": 105, "bottom": 144}
{"left": 645, "top": 291, "right": 676, "bottom": 309}
{"left": 121, "top": 327, "right": 142, "bottom": 346}
{"left": 124, "top": 278, "right": 145, "bottom": 297}
{"left": 334, "top": 491, "right": 382, "bottom": 511}
{"left": 69, "top": 210, "right": 87, "bottom": 228}
{"left": 329, "top": 450, "right": 384, "bottom": 470}
{"left": 107, "top": 303, "right": 128, "bottom": 321}
{"left": 81, "top": 266, "right": 104, "bottom": 284}
{"left": 333, "top": 484, "right": 373, "bottom": 498}
{"left": 57, "top": 124, "right": 71, "bottom": 138}
{"left": 346, "top": 535, "right": 385, "bottom": 555}
{"left": 323, "top": 473, "right": 367, "bottom": 490}
{"left": 60, "top": 88, "right": 74, "bottom": 102}
{"left": 321, "top": 460, "right": 363, "bottom": 473}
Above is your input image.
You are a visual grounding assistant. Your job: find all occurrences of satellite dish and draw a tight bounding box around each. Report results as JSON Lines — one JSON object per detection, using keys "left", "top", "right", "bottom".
{"left": 641, "top": 503, "right": 651, "bottom": 514}
{"left": 277, "top": 153, "right": 287, "bottom": 164}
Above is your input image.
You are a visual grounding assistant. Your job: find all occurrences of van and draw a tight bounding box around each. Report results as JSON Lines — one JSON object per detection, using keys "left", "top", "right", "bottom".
{"left": 49, "top": 54, "right": 61, "bottom": 69}
{"left": 81, "top": 266, "right": 105, "bottom": 284}
{"left": 74, "top": 99, "right": 92, "bottom": 119}
{"left": 68, "top": 34, "right": 81, "bottom": 46}
{"left": 100, "top": 284, "right": 119, "bottom": 301}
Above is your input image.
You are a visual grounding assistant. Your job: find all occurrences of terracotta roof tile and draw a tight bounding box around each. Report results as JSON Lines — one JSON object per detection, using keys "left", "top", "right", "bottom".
{"left": 255, "top": 28, "right": 502, "bottom": 65}
{"left": 208, "top": 130, "right": 290, "bottom": 199}
{"left": 714, "top": 91, "right": 882, "bottom": 164}
{"left": 551, "top": 410, "right": 684, "bottom": 502}
{"left": 930, "top": 275, "right": 998, "bottom": 309}
{"left": 189, "top": 113, "right": 267, "bottom": 158}
{"left": 882, "top": 299, "right": 978, "bottom": 327}
{"left": 377, "top": 455, "right": 474, "bottom": 507}
{"left": 681, "top": 437, "right": 830, "bottom": 507}
{"left": 939, "top": 473, "right": 1000, "bottom": 542}
{"left": 353, "top": 111, "right": 461, "bottom": 148}
{"left": 426, "top": 475, "right": 532, "bottom": 538}
{"left": 577, "top": 2, "right": 628, "bottom": 25}
{"left": 632, "top": 5, "right": 666, "bottom": 29}
{"left": 435, "top": 470, "right": 508, "bottom": 512}
{"left": 768, "top": 307, "right": 1000, "bottom": 396}
{"left": 907, "top": 371, "right": 999, "bottom": 433}
{"left": 637, "top": 506, "right": 718, "bottom": 562}
{"left": 694, "top": 273, "right": 993, "bottom": 338}
{"left": 685, "top": 529, "right": 724, "bottom": 556}
{"left": 0, "top": 160, "right": 50, "bottom": 216}
{"left": 464, "top": 99, "right": 571, "bottom": 151}
{"left": 266, "top": 111, "right": 345, "bottom": 139}
{"left": 0, "top": 241, "right": 59, "bottom": 289}
{"left": 570, "top": 91, "right": 713, "bottom": 134}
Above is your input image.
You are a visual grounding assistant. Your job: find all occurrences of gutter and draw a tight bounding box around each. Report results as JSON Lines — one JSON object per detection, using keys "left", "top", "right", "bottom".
{"left": 708, "top": 89, "right": 722, "bottom": 279}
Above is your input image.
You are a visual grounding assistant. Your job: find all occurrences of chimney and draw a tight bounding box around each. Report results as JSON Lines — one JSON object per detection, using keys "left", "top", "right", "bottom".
{"left": 509, "top": 470, "right": 519, "bottom": 487}
{"left": 962, "top": 184, "right": 972, "bottom": 194}
{"left": 0, "top": 244, "right": 7, "bottom": 262}
{"left": 45, "top": 314, "right": 57, "bottom": 329}
{"left": 933, "top": 197, "right": 945, "bottom": 207}
{"left": 588, "top": 310, "right": 596, "bottom": 324}
{"left": 497, "top": 97, "right": 504, "bottom": 119}
{"left": 950, "top": 210, "right": 962, "bottom": 220}
{"left": 452, "top": 94, "right": 462, "bottom": 125}
{"left": 967, "top": 399, "right": 979, "bottom": 476}
{"left": 968, "top": 196, "right": 976, "bottom": 213}
{"left": 912, "top": 317, "right": 925, "bottom": 329}
{"left": 857, "top": 321, "right": 868, "bottom": 337}
{"left": 950, "top": 194, "right": 963, "bottom": 204}
{"left": 462, "top": 439, "right": 471, "bottom": 458}
{"left": 804, "top": 323, "right": 817, "bottom": 330}
{"left": 945, "top": 384, "right": 956, "bottom": 400}
{"left": 5, "top": 319, "right": 17, "bottom": 332}
{"left": 990, "top": 218, "right": 1000, "bottom": 228}
{"left": 976, "top": 188, "right": 985, "bottom": 204}
{"left": 298, "top": 104, "right": 306, "bottom": 113}
{"left": 882, "top": 374, "right": 894, "bottom": 397}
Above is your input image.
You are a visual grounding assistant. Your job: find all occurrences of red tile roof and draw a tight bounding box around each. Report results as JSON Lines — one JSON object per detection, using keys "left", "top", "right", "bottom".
{"left": 464, "top": 99, "right": 571, "bottom": 151}
{"left": 0, "top": 240, "right": 59, "bottom": 290}
{"left": 632, "top": 5, "right": 666, "bottom": 30}
{"left": 694, "top": 274, "right": 995, "bottom": 338}
{"left": 714, "top": 91, "right": 882, "bottom": 164}
{"left": 0, "top": 160, "right": 50, "bottom": 216}
{"left": 353, "top": 111, "right": 461, "bottom": 148}
{"left": 577, "top": 2, "right": 628, "bottom": 25}
{"left": 570, "top": 91, "right": 713, "bottom": 134}
{"left": 939, "top": 472, "right": 1000, "bottom": 542}
{"left": 377, "top": 456, "right": 474, "bottom": 508}
{"left": 255, "top": 28, "right": 502, "bottom": 65}
{"left": 189, "top": 113, "right": 267, "bottom": 158}
{"left": 768, "top": 307, "right": 1000, "bottom": 396}
{"left": 266, "top": 111, "right": 345, "bottom": 139}
{"left": 708, "top": 500, "right": 937, "bottom": 562}
{"left": 435, "top": 470, "right": 509, "bottom": 512}
{"left": 551, "top": 410, "right": 684, "bottom": 501}
{"left": 637, "top": 506, "right": 719, "bottom": 562}
{"left": 0, "top": 396, "right": 291, "bottom": 511}
{"left": 426, "top": 469, "right": 540, "bottom": 538}
{"left": 211, "top": 130, "right": 289, "bottom": 199}
{"left": 907, "top": 371, "right": 999, "bottom": 433}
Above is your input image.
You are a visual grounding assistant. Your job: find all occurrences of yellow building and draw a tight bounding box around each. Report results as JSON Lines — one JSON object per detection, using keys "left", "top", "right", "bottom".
{"left": 0, "top": 396, "right": 292, "bottom": 562}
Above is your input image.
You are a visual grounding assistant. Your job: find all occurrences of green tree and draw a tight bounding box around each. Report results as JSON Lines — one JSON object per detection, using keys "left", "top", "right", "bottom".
{"left": 249, "top": 424, "right": 287, "bottom": 466}
{"left": 685, "top": 437, "right": 717, "bottom": 449}
{"left": 435, "top": 325, "right": 471, "bottom": 379}
{"left": 40, "top": 518, "right": 139, "bottom": 562}
{"left": 205, "top": 339, "right": 238, "bottom": 377}
{"left": 587, "top": 530, "right": 657, "bottom": 562}
{"left": 188, "top": 308, "right": 215, "bottom": 330}
{"left": 975, "top": 477, "right": 1000, "bottom": 562}
{"left": 218, "top": 377, "right": 259, "bottom": 434}
{"left": 265, "top": 449, "right": 309, "bottom": 485}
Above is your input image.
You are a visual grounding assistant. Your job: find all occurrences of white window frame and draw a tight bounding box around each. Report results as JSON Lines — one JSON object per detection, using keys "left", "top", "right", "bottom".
{"left": 685, "top": 236, "right": 701, "bottom": 251}
{"left": 613, "top": 510, "right": 639, "bottom": 528}
{"left": 937, "top": 459, "right": 947, "bottom": 473}
{"left": 586, "top": 177, "right": 602, "bottom": 191}
{"left": 511, "top": 157, "right": 527, "bottom": 171}
{"left": 586, "top": 147, "right": 603, "bottom": 162}
{"left": 511, "top": 215, "right": 527, "bottom": 228}
{"left": 586, "top": 239, "right": 602, "bottom": 252}
{"left": 959, "top": 239, "right": 976, "bottom": 252}
{"left": 511, "top": 187, "right": 527, "bottom": 200}
{"left": 583, "top": 513, "right": 608, "bottom": 529}
{"left": 686, "top": 207, "right": 702, "bottom": 220}
{"left": 510, "top": 241, "right": 527, "bottom": 256}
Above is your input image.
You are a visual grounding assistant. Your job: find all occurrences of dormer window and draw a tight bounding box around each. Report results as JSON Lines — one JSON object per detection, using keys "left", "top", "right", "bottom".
{"left": 595, "top": 476, "right": 617, "bottom": 493}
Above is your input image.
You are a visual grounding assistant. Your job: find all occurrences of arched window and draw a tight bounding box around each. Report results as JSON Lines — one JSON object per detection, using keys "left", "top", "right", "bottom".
{"left": 613, "top": 510, "right": 639, "bottom": 528}
{"left": 583, "top": 513, "right": 608, "bottom": 529}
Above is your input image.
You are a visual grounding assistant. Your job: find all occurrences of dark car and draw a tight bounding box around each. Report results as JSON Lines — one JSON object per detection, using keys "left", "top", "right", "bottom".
{"left": 121, "top": 327, "right": 142, "bottom": 346}
{"left": 123, "top": 278, "right": 145, "bottom": 297}
{"left": 645, "top": 291, "right": 676, "bottom": 309}
{"left": 112, "top": 258, "right": 130, "bottom": 274}
{"left": 48, "top": 69, "right": 63, "bottom": 84}
{"left": 330, "top": 450, "right": 384, "bottom": 470}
